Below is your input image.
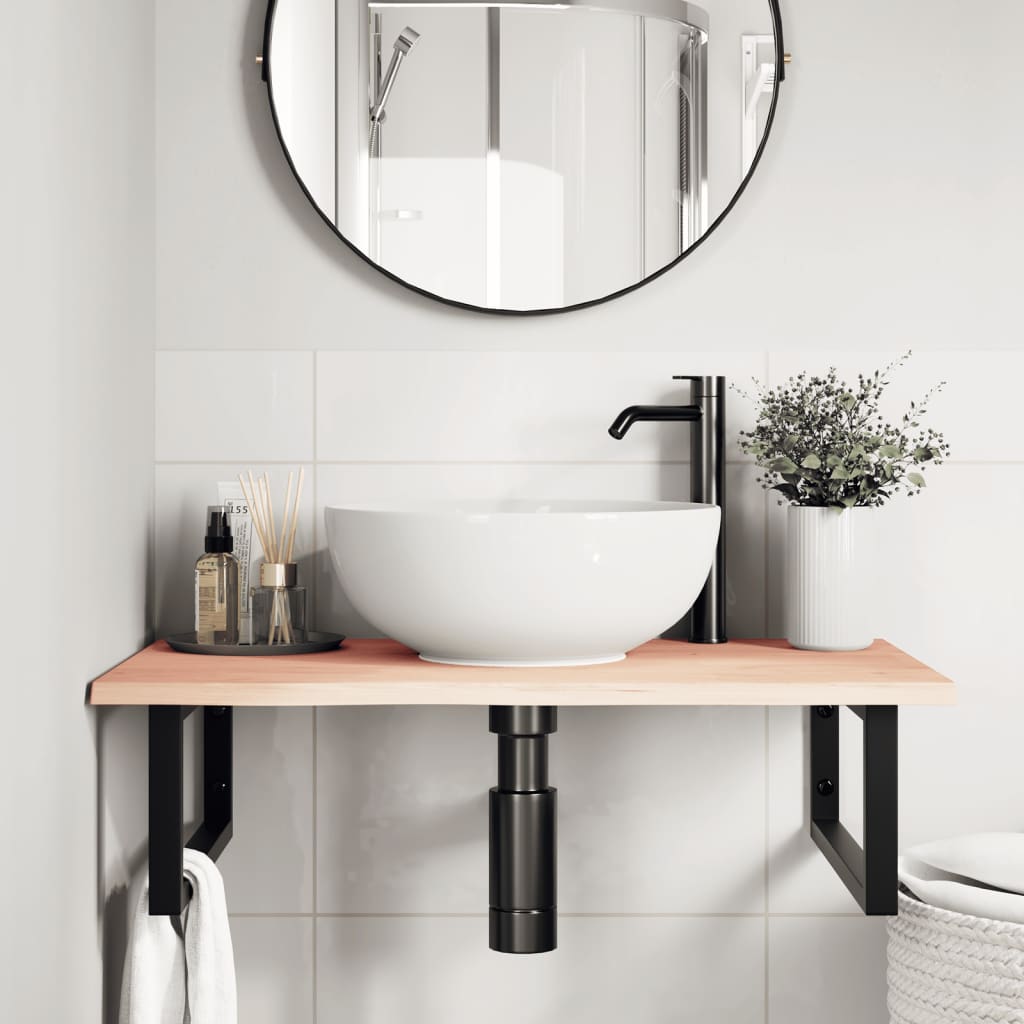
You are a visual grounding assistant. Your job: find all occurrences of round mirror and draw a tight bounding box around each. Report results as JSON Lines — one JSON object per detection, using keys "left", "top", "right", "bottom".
{"left": 263, "top": 0, "right": 783, "bottom": 313}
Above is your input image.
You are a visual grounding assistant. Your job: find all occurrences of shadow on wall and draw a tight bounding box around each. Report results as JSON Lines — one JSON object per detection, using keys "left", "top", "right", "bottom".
{"left": 95, "top": 706, "right": 148, "bottom": 1024}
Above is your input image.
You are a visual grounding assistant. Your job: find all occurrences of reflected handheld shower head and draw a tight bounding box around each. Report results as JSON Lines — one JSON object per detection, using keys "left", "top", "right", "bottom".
{"left": 370, "top": 27, "right": 421, "bottom": 124}
{"left": 394, "top": 26, "right": 420, "bottom": 54}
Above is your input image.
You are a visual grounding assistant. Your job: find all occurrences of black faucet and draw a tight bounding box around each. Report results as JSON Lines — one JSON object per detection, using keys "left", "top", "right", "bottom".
{"left": 608, "top": 375, "right": 727, "bottom": 644}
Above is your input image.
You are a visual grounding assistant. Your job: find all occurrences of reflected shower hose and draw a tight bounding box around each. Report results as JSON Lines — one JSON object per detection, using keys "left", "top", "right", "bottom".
{"left": 368, "top": 28, "right": 418, "bottom": 255}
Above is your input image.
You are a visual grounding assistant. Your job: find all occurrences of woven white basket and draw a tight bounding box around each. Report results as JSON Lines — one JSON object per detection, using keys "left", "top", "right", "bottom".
{"left": 888, "top": 891, "right": 1024, "bottom": 1023}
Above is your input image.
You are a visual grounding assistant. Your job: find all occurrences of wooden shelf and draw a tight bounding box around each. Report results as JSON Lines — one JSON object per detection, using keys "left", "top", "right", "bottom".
{"left": 88, "top": 637, "right": 954, "bottom": 708}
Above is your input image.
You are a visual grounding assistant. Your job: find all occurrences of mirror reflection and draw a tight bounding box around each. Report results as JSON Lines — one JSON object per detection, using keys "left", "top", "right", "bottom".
{"left": 268, "top": 0, "right": 778, "bottom": 311}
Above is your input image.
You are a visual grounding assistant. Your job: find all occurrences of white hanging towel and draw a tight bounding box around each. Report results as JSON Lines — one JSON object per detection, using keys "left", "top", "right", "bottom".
{"left": 119, "top": 849, "right": 237, "bottom": 1024}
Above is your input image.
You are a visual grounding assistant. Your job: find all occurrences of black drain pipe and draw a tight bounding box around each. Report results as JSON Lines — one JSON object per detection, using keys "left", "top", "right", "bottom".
{"left": 489, "top": 706, "right": 557, "bottom": 953}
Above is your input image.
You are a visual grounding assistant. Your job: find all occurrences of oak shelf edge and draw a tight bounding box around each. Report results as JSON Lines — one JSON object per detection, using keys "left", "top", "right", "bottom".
{"left": 88, "top": 637, "right": 955, "bottom": 708}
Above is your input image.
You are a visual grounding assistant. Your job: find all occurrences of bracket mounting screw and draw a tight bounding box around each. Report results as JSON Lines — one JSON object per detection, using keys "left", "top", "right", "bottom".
{"left": 816, "top": 779, "right": 835, "bottom": 796}
{"left": 816, "top": 706, "right": 834, "bottom": 719}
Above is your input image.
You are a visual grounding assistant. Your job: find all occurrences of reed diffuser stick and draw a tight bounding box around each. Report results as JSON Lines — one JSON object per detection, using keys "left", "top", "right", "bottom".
{"left": 248, "top": 471, "right": 274, "bottom": 559}
{"left": 286, "top": 466, "right": 305, "bottom": 564}
{"left": 278, "top": 471, "right": 294, "bottom": 565}
{"left": 264, "top": 473, "right": 277, "bottom": 562}
{"left": 240, "top": 473, "right": 270, "bottom": 556}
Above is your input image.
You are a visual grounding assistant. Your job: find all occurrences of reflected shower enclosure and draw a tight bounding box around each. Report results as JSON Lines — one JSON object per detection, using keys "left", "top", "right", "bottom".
{"left": 360, "top": 3, "right": 708, "bottom": 309}
{"left": 268, "top": 0, "right": 783, "bottom": 311}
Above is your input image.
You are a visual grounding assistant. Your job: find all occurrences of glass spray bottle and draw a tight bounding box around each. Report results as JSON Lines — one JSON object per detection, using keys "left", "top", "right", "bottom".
{"left": 195, "top": 505, "right": 240, "bottom": 644}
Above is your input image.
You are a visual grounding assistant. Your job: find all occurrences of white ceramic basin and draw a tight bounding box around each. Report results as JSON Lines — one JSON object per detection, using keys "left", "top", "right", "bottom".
{"left": 324, "top": 500, "right": 720, "bottom": 667}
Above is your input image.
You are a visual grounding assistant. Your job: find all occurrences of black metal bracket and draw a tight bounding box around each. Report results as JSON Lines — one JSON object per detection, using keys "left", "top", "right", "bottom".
{"left": 810, "top": 705, "right": 897, "bottom": 914}
{"left": 148, "top": 705, "right": 234, "bottom": 916}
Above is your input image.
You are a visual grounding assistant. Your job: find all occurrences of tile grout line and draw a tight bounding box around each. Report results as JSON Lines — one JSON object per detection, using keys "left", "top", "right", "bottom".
{"left": 155, "top": 346, "right": 1024, "bottom": 356}
{"left": 227, "top": 911, "right": 868, "bottom": 919}
{"left": 150, "top": 457, "right": 1024, "bottom": 467}
{"left": 762, "top": 424, "right": 771, "bottom": 1024}
{"left": 311, "top": 352, "right": 319, "bottom": 1024}
{"left": 764, "top": 707, "right": 771, "bottom": 1024}
{"left": 312, "top": 352, "right": 319, "bottom": 626}
{"left": 151, "top": 319, "right": 158, "bottom": 642}
{"left": 311, "top": 707, "right": 318, "bottom": 1024}
{"left": 154, "top": 459, "right": 730, "bottom": 467}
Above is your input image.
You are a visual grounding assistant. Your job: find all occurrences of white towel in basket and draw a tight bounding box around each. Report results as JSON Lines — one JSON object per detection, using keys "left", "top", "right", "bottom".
{"left": 899, "top": 833, "right": 1024, "bottom": 925}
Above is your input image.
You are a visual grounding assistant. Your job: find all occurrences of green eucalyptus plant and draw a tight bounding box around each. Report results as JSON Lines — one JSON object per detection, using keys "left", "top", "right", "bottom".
{"left": 735, "top": 353, "right": 951, "bottom": 509}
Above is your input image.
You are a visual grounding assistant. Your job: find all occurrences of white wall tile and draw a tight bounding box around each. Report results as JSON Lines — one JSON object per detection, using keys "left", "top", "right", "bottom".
{"left": 316, "top": 351, "right": 765, "bottom": 463}
{"left": 768, "top": 917, "right": 888, "bottom": 1024}
{"left": 556, "top": 707, "right": 765, "bottom": 913}
{"left": 155, "top": 351, "right": 314, "bottom": 461}
{"left": 767, "top": 350, "right": 1024, "bottom": 463}
{"left": 862, "top": 465, "right": 1024, "bottom": 684}
{"left": 766, "top": 463, "right": 1024, "bottom": 651}
{"left": 154, "top": 464, "right": 315, "bottom": 636}
{"left": 316, "top": 916, "right": 764, "bottom": 1024}
{"left": 315, "top": 707, "right": 491, "bottom": 914}
{"left": 316, "top": 706, "right": 765, "bottom": 914}
{"left": 149, "top": 343, "right": 1024, "bottom": 1018}
{"left": 314, "top": 462, "right": 765, "bottom": 639}
{"left": 218, "top": 709, "right": 314, "bottom": 914}
{"left": 232, "top": 917, "right": 314, "bottom": 1024}
{"left": 766, "top": 707, "right": 861, "bottom": 914}
{"left": 768, "top": 465, "right": 1024, "bottom": 911}
{"left": 874, "top": 465, "right": 1024, "bottom": 849}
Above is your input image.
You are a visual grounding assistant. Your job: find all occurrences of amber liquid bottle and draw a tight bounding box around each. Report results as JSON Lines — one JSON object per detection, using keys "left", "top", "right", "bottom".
{"left": 195, "top": 505, "right": 239, "bottom": 644}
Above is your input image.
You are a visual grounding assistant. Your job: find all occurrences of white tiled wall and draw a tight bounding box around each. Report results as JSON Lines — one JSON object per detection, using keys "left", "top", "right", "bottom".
{"left": 316, "top": 916, "right": 765, "bottom": 1024}
{"left": 153, "top": 347, "right": 1024, "bottom": 1024}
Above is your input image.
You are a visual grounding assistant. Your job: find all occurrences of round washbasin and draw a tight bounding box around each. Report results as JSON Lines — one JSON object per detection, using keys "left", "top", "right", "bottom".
{"left": 324, "top": 499, "right": 720, "bottom": 667}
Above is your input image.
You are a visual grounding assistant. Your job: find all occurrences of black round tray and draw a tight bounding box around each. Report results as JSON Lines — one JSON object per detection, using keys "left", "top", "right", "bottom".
{"left": 165, "top": 631, "right": 345, "bottom": 656}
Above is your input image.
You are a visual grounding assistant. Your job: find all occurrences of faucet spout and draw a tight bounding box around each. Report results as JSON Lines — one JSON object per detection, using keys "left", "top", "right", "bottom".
{"left": 607, "top": 377, "right": 727, "bottom": 644}
{"left": 608, "top": 405, "right": 701, "bottom": 440}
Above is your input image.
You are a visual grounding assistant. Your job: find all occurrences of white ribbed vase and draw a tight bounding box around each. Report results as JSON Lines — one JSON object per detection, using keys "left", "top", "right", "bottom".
{"left": 785, "top": 506, "right": 875, "bottom": 651}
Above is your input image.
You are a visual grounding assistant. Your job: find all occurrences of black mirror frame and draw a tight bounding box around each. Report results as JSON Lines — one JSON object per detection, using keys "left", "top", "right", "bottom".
{"left": 261, "top": 0, "right": 785, "bottom": 316}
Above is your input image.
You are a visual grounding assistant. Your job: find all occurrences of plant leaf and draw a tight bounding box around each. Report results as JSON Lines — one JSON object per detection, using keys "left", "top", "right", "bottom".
{"left": 907, "top": 472, "right": 926, "bottom": 487}
{"left": 800, "top": 453, "right": 822, "bottom": 470}
{"left": 878, "top": 444, "right": 902, "bottom": 459}
{"left": 768, "top": 456, "right": 799, "bottom": 475}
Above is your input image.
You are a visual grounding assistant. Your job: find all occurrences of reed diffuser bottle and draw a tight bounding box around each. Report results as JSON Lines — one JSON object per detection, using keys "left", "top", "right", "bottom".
{"left": 195, "top": 505, "right": 240, "bottom": 644}
{"left": 239, "top": 469, "right": 307, "bottom": 646}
